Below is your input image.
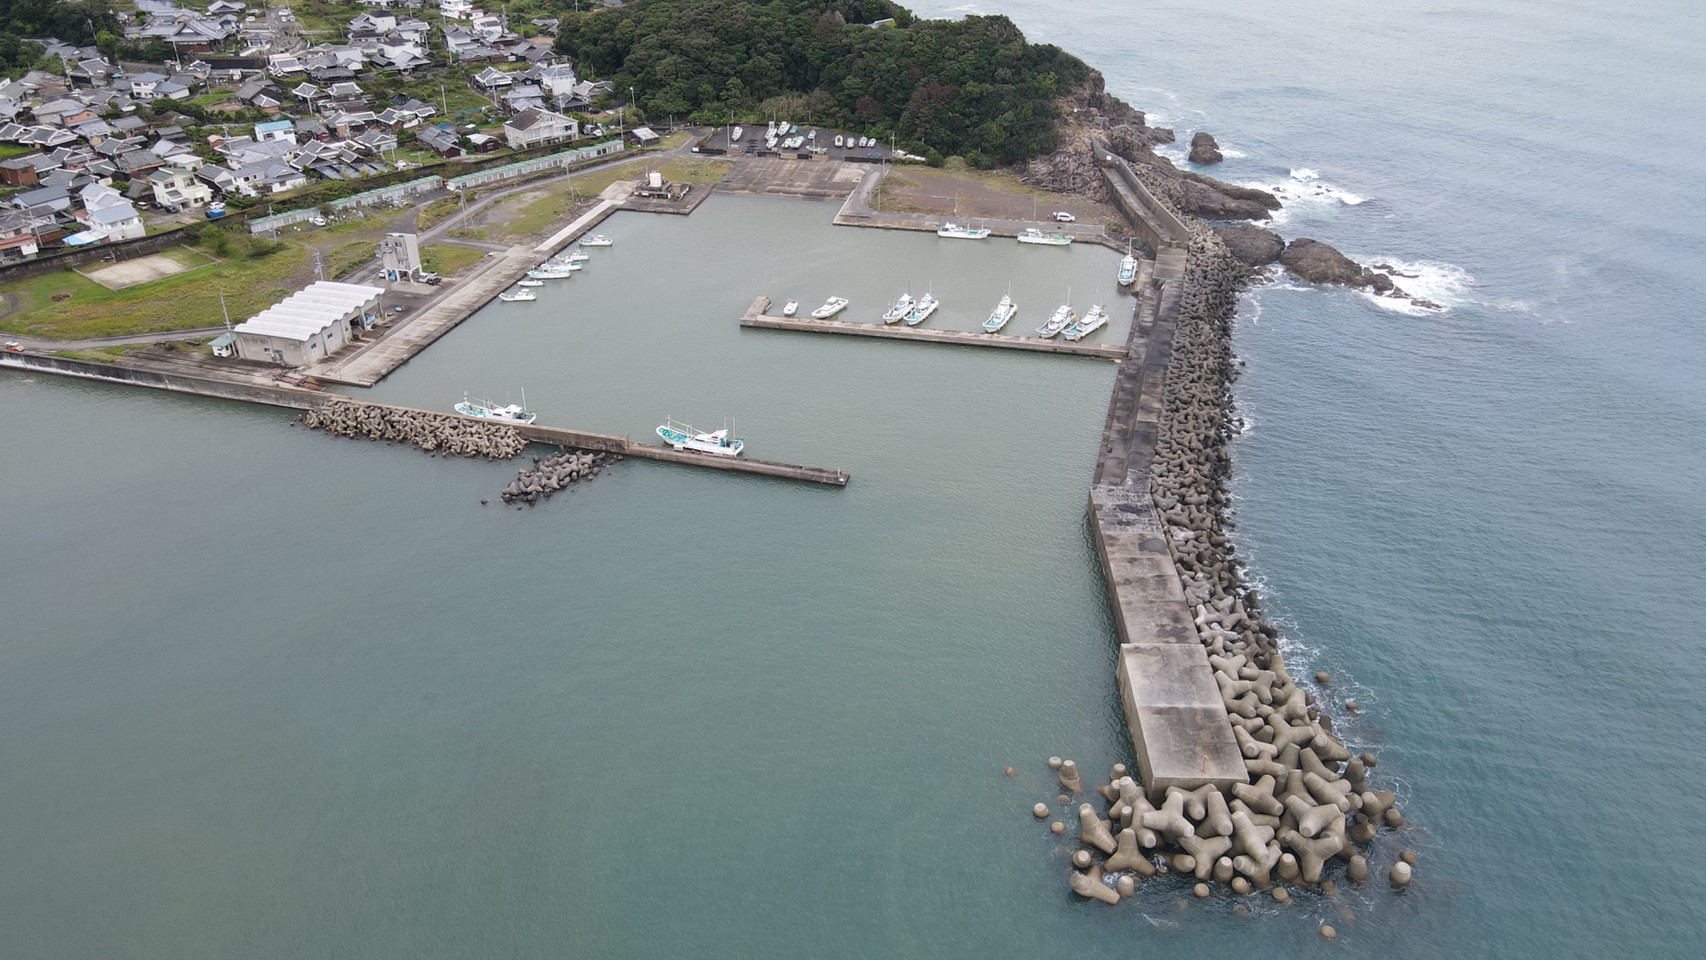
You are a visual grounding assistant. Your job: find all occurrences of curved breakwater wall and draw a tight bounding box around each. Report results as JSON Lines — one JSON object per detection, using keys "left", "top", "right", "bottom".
{"left": 1054, "top": 159, "right": 1416, "bottom": 909}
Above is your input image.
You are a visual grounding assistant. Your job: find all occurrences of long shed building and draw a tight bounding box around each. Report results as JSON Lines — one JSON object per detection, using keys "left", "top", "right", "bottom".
{"left": 232, "top": 281, "right": 384, "bottom": 366}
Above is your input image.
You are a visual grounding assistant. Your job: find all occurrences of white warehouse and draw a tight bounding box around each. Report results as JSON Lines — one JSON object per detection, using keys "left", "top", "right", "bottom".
{"left": 231, "top": 281, "right": 385, "bottom": 367}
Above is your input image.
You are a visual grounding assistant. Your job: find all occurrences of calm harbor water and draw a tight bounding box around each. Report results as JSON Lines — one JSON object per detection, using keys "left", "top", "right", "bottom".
{"left": 5, "top": 0, "right": 1705, "bottom": 955}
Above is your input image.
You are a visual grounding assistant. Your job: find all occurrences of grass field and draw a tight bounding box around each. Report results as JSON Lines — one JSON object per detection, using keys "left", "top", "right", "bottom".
{"left": 0, "top": 241, "right": 312, "bottom": 340}
{"left": 419, "top": 244, "right": 488, "bottom": 276}
{"left": 656, "top": 157, "right": 733, "bottom": 184}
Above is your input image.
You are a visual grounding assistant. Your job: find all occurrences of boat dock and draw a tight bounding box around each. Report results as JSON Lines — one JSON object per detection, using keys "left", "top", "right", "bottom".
{"left": 738, "top": 297, "right": 1127, "bottom": 359}
{"left": 313, "top": 201, "right": 622, "bottom": 389}
{"left": 0, "top": 353, "right": 849, "bottom": 488}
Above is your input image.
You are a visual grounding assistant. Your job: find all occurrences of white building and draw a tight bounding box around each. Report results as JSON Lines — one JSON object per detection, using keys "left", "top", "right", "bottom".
{"left": 439, "top": 0, "right": 475, "bottom": 19}
{"left": 147, "top": 165, "right": 213, "bottom": 211}
{"left": 232, "top": 281, "right": 385, "bottom": 367}
{"left": 503, "top": 107, "right": 576, "bottom": 150}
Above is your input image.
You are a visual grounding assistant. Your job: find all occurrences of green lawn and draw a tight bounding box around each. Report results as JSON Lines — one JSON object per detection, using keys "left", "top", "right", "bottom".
{"left": 420, "top": 244, "right": 487, "bottom": 276}
{"left": 0, "top": 241, "right": 312, "bottom": 340}
{"left": 0, "top": 143, "right": 36, "bottom": 161}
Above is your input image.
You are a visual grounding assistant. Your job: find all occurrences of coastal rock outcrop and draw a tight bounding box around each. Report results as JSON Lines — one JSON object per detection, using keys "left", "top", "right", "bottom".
{"left": 1190, "top": 132, "right": 1224, "bottom": 164}
{"left": 1213, "top": 224, "right": 1285, "bottom": 267}
{"left": 1280, "top": 238, "right": 1408, "bottom": 296}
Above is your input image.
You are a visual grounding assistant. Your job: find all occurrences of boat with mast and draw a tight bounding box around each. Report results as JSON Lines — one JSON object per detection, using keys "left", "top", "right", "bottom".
{"left": 880, "top": 292, "right": 914, "bottom": 324}
{"left": 455, "top": 391, "right": 536, "bottom": 424}
{"left": 1063, "top": 304, "right": 1108, "bottom": 341}
{"left": 1118, "top": 241, "right": 1139, "bottom": 286}
{"left": 904, "top": 291, "right": 938, "bottom": 327}
{"left": 983, "top": 289, "right": 1017, "bottom": 333}
{"left": 657, "top": 418, "right": 744, "bottom": 457}
{"left": 937, "top": 221, "right": 991, "bottom": 239}
{"left": 1036, "top": 290, "right": 1076, "bottom": 338}
{"left": 527, "top": 264, "right": 575, "bottom": 279}
{"left": 1017, "top": 227, "right": 1072, "bottom": 246}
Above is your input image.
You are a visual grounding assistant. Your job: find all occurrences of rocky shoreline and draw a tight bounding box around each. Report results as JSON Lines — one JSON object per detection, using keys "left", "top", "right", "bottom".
{"left": 1036, "top": 75, "right": 1441, "bottom": 310}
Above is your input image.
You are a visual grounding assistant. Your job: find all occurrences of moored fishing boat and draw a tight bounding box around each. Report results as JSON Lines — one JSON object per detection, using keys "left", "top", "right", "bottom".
{"left": 657, "top": 418, "right": 744, "bottom": 457}
{"left": 983, "top": 293, "right": 1017, "bottom": 333}
{"left": 517, "top": 278, "right": 545, "bottom": 287}
{"left": 1017, "top": 227, "right": 1073, "bottom": 246}
{"left": 811, "top": 296, "right": 849, "bottom": 318}
{"left": 579, "top": 234, "right": 613, "bottom": 247}
{"left": 1037, "top": 302, "right": 1076, "bottom": 338}
{"left": 936, "top": 222, "right": 991, "bottom": 239}
{"left": 880, "top": 293, "right": 914, "bottom": 324}
{"left": 904, "top": 292, "right": 938, "bottom": 327}
{"left": 1063, "top": 304, "right": 1108, "bottom": 341}
{"left": 561, "top": 250, "right": 590, "bottom": 263}
{"left": 527, "top": 265, "right": 574, "bottom": 279}
{"left": 455, "top": 391, "right": 536, "bottom": 424}
{"left": 1118, "top": 242, "right": 1139, "bottom": 286}
{"left": 498, "top": 288, "right": 536, "bottom": 302}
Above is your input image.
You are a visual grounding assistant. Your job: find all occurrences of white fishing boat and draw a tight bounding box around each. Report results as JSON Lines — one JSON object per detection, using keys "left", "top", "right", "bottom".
{"left": 1017, "top": 227, "right": 1073, "bottom": 246}
{"left": 517, "top": 279, "right": 545, "bottom": 287}
{"left": 1118, "top": 242, "right": 1139, "bottom": 286}
{"left": 1063, "top": 304, "right": 1108, "bottom": 341}
{"left": 1037, "top": 302, "right": 1076, "bottom": 338}
{"left": 527, "top": 265, "right": 574, "bottom": 279}
{"left": 562, "top": 250, "right": 591, "bottom": 263}
{"left": 657, "top": 418, "right": 744, "bottom": 457}
{"left": 579, "top": 234, "right": 613, "bottom": 247}
{"left": 880, "top": 293, "right": 914, "bottom": 324}
{"left": 731, "top": 125, "right": 743, "bottom": 142}
{"left": 811, "top": 297, "right": 850, "bottom": 319}
{"left": 782, "top": 300, "right": 799, "bottom": 317}
{"left": 455, "top": 391, "right": 536, "bottom": 425}
{"left": 983, "top": 292, "right": 1017, "bottom": 333}
{"left": 904, "top": 292, "right": 938, "bottom": 327}
{"left": 936, "top": 221, "right": 991, "bottom": 239}
{"left": 498, "top": 288, "right": 536, "bottom": 302}
{"left": 834, "top": 134, "right": 844, "bottom": 147}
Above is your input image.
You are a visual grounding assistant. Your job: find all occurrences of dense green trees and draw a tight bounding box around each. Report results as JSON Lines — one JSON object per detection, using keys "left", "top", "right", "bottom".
{"left": 554, "top": 0, "right": 1088, "bottom": 165}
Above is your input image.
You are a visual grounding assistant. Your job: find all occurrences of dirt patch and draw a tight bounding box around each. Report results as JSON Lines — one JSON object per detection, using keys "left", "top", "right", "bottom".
{"left": 878, "top": 164, "right": 1120, "bottom": 228}
{"left": 79, "top": 253, "right": 199, "bottom": 290}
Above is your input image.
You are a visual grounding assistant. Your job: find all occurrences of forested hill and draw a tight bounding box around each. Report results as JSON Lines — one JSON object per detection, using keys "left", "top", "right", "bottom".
{"left": 554, "top": 0, "right": 1092, "bottom": 166}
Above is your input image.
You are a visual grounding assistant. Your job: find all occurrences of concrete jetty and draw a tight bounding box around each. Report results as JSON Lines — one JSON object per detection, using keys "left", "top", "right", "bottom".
{"left": 0, "top": 353, "right": 848, "bottom": 487}
{"left": 739, "top": 297, "right": 1126, "bottom": 359}
{"left": 313, "top": 202, "right": 622, "bottom": 389}
{"left": 1085, "top": 215, "right": 1244, "bottom": 799}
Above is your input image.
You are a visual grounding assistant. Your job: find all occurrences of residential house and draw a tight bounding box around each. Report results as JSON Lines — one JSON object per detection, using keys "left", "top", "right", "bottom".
{"left": 128, "top": 72, "right": 170, "bottom": 98}
{"left": 147, "top": 164, "right": 213, "bottom": 211}
{"left": 10, "top": 184, "right": 71, "bottom": 215}
{"left": 74, "top": 183, "right": 145, "bottom": 242}
{"left": 207, "top": 1, "right": 247, "bottom": 14}
{"left": 255, "top": 118, "right": 297, "bottom": 144}
{"left": 0, "top": 211, "right": 49, "bottom": 261}
{"left": 534, "top": 64, "right": 578, "bottom": 98}
{"left": 416, "top": 126, "right": 464, "bottom": 158}
{"left": 0, "top": 154, "right": 54, "bottom": 187}
{"left": 349, "top": 11, "right": 398, "bottom": 36}
{"left": 471, "top": 66, "right": 513, "bottom": 91}
{"left": 440, "top": 0, "right": 475, "bottom": 19}
{"left": 503, "top": 107, "right": 577, "bottom": 151}
{"left": 154, "top": 77, "right": 194, "bottom": 100}
{"left": 235, "top": 79, "right": 286, "bottom": 109}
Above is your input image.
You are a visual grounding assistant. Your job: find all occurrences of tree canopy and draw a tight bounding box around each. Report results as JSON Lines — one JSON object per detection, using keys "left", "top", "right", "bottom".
{"left": 554, "top": 0, "right": 1090, "bottom": 165}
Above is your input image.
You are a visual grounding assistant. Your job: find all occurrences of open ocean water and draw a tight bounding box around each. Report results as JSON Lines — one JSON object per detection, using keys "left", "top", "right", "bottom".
{"left": 3, "top": 1, "right": 1703, "bottom": 956}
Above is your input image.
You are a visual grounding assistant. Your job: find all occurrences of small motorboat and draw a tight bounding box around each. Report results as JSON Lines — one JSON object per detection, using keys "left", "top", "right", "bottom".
{"left": 517, "top": 279, "right": 545, "bottom": 287}
{"left": 811, "top": 297, "right": 849, "bottom": 319}
{"left": 579, "top": 234, "right": 614, "bottom": 247}
{"left": 499, "top": 289, "right": 536, "bottom": 302}
{"left": 657, "top": 418, "right": 744, "bottom": 457}
{"left": 782, "top": 300, "right": 799, "bottom": 317}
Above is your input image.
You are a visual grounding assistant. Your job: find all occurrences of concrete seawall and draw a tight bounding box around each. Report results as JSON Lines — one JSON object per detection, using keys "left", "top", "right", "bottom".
{"left": 1, "top": 354, "right": 848, "bottom": 487}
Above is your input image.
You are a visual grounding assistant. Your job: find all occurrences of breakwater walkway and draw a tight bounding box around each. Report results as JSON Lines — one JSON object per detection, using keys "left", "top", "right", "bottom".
{"left": 738, "top": 297, "right": 1127, "bottom": 359}
{"left": 0, "top": 353, "right": 848, "bottom": 487}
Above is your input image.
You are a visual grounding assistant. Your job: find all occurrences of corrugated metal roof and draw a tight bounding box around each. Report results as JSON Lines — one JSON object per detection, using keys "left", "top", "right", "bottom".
{"left": 234, "top": 281, "right": 382, "bottom": 342}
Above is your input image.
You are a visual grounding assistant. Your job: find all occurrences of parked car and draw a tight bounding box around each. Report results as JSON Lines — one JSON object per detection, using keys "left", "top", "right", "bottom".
{"left": 4, "top": 341, "right": 24, "bottom": 352}
{"left": 1052, "top": 211, "right": 1077, "bottom": 222}
{"left": 309, "top": 216, "right": 327, "bottom": 226}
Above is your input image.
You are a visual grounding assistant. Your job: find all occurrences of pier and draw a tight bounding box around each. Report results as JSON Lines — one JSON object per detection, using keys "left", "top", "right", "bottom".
{"left": 738, "top": 297, "right": 1127, "bottom": 359}
{"left": 0, "top": 354, "right": 848, "bottom": 488}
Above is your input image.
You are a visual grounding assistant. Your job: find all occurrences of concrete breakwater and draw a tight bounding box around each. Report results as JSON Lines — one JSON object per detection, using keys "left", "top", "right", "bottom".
{"left": 1054, "top": 224, "right": 1414, "bottom": 909}
{"left": 300, "top": 398, "right": 528, "bottom": 459}
{"left": 500, "top": 449, "right": 613, "bottom": 505}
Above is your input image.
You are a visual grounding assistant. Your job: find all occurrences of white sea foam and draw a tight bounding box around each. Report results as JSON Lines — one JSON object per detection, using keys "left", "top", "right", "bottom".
{"left": 1246, "top": 168, "right": 1370, "bottom": 225}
